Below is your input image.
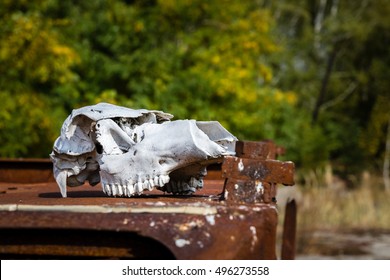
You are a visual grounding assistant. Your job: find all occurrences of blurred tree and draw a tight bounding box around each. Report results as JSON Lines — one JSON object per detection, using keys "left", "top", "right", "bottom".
{"left": 263, "top": 0, "right": 390, "bottom": 175}
{"left": 0, "top": 0, "right": 79, "bottom": 157}
{"left": 0, "top": 0, "right": 388, "bottom": 181}
{"left": 1, "top": 0, "right": 299, "bottom": 155}
{"left": 45, "top": 0, "right": 297, "bottom": 140}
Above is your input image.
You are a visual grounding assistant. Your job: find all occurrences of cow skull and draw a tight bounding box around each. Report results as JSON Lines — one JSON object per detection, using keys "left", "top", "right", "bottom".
{"left": 50, "top": 103, "right": 237, "bottom": 197}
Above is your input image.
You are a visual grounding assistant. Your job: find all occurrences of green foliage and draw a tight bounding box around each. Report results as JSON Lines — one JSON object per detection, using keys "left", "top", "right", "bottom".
{"left": 0, "top": 0, "right": 79, "bottom": 157}
{"left": 0, "top": 0, "right": 388, "bottom": 179}
{"left": 0, "top": 92, "right": 64, "bottom": 157}
{"left": 265, "top": 0, "right": 390, "bottom": 173}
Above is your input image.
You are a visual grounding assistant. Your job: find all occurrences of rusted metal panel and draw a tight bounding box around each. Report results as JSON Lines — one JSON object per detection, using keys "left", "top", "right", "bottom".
{"left": 235, "top": 140, "right": 286, "bottom": 160}
{"left": 0, "top": 181, "right": 278, "bottom": 259}
{"left": 235, "top": 140, "right": 277, "bottom": 159}
{"left": 281, "top": 199, "right": 297, "bottom": 260}
{"left": 221, "top": 141, "right": 297, "bottom": 259}
{"left": 221, "top": 156, "right": 295, "bottom": 186}
{"left": 0, "top": 158, "right": 54, "bottom": 183}
{"left": 0, "top": 140, "right": 296, "bottom": 260}
{"left": 0, "top": 203, "right": 277, "bottom": 260}
{"left": 224, "top": 179, "right": 273, "bottom": 204}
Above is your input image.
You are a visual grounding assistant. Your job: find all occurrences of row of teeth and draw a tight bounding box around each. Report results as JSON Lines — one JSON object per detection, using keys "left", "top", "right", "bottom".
{"left": 102, "top": 175, "right": 170, "bottom": 197}
{"left": 101, "top": 175, "right": 204, "bottom": 197}
{"left": 159, "top": 177, "right": 204, "bottom": 195}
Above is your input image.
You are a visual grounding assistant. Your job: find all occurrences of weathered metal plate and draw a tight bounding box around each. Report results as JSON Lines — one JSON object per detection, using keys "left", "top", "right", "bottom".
{"left": 235, "top": 140, "right": 278, "bottom": 159}
{"left": 0, "top": 138, "right": 296, "bottom": 260}
{"left": 0, "top": 181, "right": 278, "bottom": 260}
{"left": 224, "top": 179, "right": 273, "bottom": 204}
{"left": 0, "top": 158, "right": 54, "bottom": 183}
{"left": 221, "top": 156, "right": 295, "bottom": 186}
{"left": 281, "top": 199, "right": 297, "bottom": 260}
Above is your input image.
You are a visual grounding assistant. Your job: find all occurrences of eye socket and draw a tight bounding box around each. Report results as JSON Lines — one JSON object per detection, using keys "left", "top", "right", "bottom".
{"left": 159, "top": 159, "right": 166, "bottom": 165}
{"left": 96, "top": 142, "right": 103, "bottom": 154}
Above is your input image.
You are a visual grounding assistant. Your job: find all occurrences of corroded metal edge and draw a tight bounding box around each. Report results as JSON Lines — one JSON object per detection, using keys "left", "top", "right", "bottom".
{"left": 0, "top": 204, "right": 218, "bottom": 215}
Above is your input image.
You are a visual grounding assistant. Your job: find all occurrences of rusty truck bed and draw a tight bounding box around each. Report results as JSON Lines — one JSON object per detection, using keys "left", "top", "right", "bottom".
{"left": 0, "top": 141, "right": 296, "bottom": 260}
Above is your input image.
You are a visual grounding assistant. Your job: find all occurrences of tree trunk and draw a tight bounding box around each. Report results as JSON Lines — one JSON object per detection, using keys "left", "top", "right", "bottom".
{"left": 384, "top": 117, "right": 390, "bottom": 192}
{"left": 311, "top": 45, "right": 338, "bottom": 124}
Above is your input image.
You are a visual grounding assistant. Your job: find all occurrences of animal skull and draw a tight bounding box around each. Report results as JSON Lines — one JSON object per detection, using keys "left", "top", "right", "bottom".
{"left": 50, "top": 103, "right": 237, "bottom": 197}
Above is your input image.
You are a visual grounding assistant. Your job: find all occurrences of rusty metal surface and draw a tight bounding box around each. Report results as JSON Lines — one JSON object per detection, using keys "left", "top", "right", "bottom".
{"left": 221, "top": 141, "right": 294, "bottom": 205}
{"left": 0, "top": 181, "right": 277, "bottom": 259}
{"left": 281, "top": 199, "right": 297, "bottom": 260}
{"left": 235, "top": 140, "right": 278, "bottom": 159}
{"left": 0, "top": 158, "right": 54, "bottom": 184}
{"left": 0, "top": 140, "right": 296, "bottom": 260}
{"left": 222, "top": 157, "right": 295, "bottom": 186}
{"left": 235, "top": 140, "right": 286, "bottom": 159}
{"left": 220, "top": 140, "right": 296, "bottom": 259}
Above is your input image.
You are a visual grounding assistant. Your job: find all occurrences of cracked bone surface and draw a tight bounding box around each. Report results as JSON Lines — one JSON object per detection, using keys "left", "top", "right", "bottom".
{"left": 50, "top": 103, "right": 237, "bottom": 197}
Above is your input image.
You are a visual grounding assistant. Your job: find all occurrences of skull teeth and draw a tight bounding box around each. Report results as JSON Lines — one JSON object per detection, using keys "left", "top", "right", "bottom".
{"left": 111, "top": 184, "right": 117, "bottom": 196}
{"left": 161, "top": 175, "right": 170, "bottom": 184}
{"left": 161, "top": 176, "right": 204, "bottom": 195}
{"left": 117, "top": 184, "right": 123, "bottom": 196}
{"left": 103, "top": 184, "right": 112, "bottom": 196}
{"left": 135, "top": 182, "right": 143, "bottom": 194}
{"left": 143, "top": 180, "right": 151, "bottom": 191}
{"left": 101, "top": 175, "right": 201, "bottom": 197}
{"left": 101, "top": 174, "right": 170, "bottom": 197}
{"left": 190, "top": 177, "right": 204, "bottom": 189}
{"left": 126, "top": 184, "right": 134, "bottom": 195}
{"left": 148, "top": 179, "right": 154, "bottom": 190}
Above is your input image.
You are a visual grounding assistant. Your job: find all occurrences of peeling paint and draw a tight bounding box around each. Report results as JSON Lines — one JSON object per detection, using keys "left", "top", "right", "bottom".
{"left": 249, "top": 226, "right": 258, "bottom": 251}
{"left": 206, "top": 215, "right": 216, "bottom": 226}
{"left": 176, "top": 220, "right": 204, "bottom": 232}
{"left": 238, "top": 159, "right": 244, "bottom": 171}
{"left": 255, "top": 181, "right": 264, "bottom": 194}
{"left": 175, "top": 238, "right": 191, "bottom": 248}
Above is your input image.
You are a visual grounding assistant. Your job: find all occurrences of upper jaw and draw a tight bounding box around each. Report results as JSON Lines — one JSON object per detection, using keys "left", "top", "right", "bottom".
{"left": 95, "top": 120, "right": 231, "bottom": 197}
{"left": 100, "top": 173, "right": 205, "bottom": 197}
{"left": 100, "top": 174, "right": 170, "bottom": 197}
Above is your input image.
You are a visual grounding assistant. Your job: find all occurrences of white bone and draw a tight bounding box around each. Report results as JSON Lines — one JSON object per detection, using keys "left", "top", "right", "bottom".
{"left": 51, "top": 103, "right": 237, "bottom": 197}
